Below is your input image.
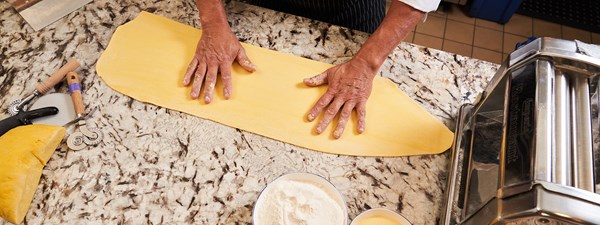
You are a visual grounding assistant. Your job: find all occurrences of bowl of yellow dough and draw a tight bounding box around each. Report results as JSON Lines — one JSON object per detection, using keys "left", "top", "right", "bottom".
{"left": 350, "top": 208, "right": 412, "bottom": 225}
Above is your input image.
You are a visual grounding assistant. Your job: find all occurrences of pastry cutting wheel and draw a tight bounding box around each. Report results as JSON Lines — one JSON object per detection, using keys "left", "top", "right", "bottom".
{"left": 7, "top": 58, "right": 80, "bottom": 116}
{"left": 8, "top": 98, "right": 32, "bottom": 116}
{"left": 67, "top": 132, "right": 86, "bottom": 151}
{"left": 62, "top": 71, "right": 103, "bottom": 151}
{"left": 67, "top": 120, "right": 103, "bottom": 151}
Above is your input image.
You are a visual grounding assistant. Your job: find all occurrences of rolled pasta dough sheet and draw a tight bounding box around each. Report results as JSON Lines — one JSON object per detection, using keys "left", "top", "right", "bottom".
{"left": 96, "top": 12, "right": 454, "bottom": 157}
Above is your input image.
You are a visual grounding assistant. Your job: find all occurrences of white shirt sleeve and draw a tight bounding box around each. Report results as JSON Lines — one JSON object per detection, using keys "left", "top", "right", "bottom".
{"left": 399, "top": 0, "right": 441, "bottom": 12}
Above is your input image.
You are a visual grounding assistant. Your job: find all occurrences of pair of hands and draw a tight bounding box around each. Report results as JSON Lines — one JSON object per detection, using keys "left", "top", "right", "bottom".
{"left": 183, "top": 28, "right": 376, "bottom": 139}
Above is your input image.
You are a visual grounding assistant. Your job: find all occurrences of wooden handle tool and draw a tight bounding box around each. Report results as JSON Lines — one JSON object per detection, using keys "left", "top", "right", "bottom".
{"left": 36, "top": 58, "right": 80, "bottom": 94}
{"left": 66, "top": 71, "right": 85, "bottom": 117}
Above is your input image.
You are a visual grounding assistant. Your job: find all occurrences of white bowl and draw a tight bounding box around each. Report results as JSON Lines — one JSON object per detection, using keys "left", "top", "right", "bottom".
{"left": 350, "top": 208, "right": 412, "bottom": 225}
{"left": 252, "top": 173, "right": 348, "bottom": 225}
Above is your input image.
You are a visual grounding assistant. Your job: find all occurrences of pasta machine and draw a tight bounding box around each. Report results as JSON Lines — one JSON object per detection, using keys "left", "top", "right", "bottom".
{"left": 440, "top": 38, "right": 600, "bottom": 225}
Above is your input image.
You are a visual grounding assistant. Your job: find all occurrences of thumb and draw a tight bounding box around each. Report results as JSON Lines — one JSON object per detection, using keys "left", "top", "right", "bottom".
{"left": 236, "top": 48, "right": 257, "bottom": 72}
{"left": 303, "top": 72, "right": 328, "bottom": 87}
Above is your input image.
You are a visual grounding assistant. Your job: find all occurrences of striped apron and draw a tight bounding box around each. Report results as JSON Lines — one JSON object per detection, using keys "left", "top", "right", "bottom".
{"left": 245, "top": 0, "right": 387, "bottom": 33}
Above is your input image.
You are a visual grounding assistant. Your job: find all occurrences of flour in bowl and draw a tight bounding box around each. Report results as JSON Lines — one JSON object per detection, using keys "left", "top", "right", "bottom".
{"left": 253, "top": 178, "right": 346, "bottom": 225}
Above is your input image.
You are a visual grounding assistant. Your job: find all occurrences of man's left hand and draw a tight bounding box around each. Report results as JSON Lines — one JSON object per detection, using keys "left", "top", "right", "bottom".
{"left": 304, "top": 58, "right": 377, "bottom": 139}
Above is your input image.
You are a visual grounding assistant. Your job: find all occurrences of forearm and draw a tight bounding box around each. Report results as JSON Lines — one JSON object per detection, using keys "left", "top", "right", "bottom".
{"left": 355, "top": 1, "right": 424, "bottom": 74}
{"left": 196, "top": 0, "right": 230, "bottom": 31}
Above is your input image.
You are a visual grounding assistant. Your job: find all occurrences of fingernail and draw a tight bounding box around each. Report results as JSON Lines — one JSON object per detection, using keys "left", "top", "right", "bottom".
{"left": 333, "top": 129, "right": 342, "bottom": 139}
{"left": 244, "top": 60, "right": 254, "bottom": 67}
{"left": 358, "top": 126, "right": 365, "bottom": 133}
{"left": 316, "top": 127, "right": 322, "bottom": 134}
{"left": 191, "top": 92, "right": 198, "bottom": 99}
{"left": 224, "top": 90, "right": 231, "bottom": 99}
{"left": 204, "top": 96, "right": 211, "bottom": 103}
{"left": 307, "top": 113, "right": 315, "bottom": 121}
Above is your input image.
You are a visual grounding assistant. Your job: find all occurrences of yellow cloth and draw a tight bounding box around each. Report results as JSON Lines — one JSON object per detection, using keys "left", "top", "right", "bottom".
{"left": 0, "top": 125, "right": 65, "bottom": 224}
{"left": 96, "top": 12, "right": 453, "bottom": 157}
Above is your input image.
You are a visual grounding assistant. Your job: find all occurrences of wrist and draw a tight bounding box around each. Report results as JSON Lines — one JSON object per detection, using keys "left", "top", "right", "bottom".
{"left": 353, "top": 50, "right": 384, "bottom": 76}
{"left": 198, "top": 0, "right": 230, "bottom": 31}
{"left": 200, "top": 16, "right": 230, "bottom": 30}
{"left": 201, "top": 23, "right": 233, "bottom": 37}
{"left": 351, "top": 54, "right": 380, "bottom": 79}
{"left": 200, "top": 17, "right": 230, "bottom": 32}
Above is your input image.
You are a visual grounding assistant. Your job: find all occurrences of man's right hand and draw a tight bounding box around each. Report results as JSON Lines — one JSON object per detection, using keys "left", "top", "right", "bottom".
{"left": 185, "top": 0, "right": 256, "bottom": 104}
{"left": 183, "top": 28, "right": 256, "bottom": 103}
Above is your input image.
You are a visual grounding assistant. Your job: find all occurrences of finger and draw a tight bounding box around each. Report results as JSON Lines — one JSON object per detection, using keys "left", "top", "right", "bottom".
{"left": 236, "top": 48, "right": 256, "bottom": 72}
{"left": 220, "top": 64, "right": 233, "bottom": 99}
{"left": 190, "top": 61, "right": 207, "bottom": 99}
{"left": 203, "top": 64, "right": 218, "bottom": 104}
{"left": 333, "top": 102, "right": 356, "bottom": 139}
{"left": 183, "top": 57, "right": 198, "bottom": 86}
{"left": 303, "top": 72, "right": 328, "bottom": 87}
{"left": 315, "top": 98, "right": 345, "bottom": 134}
{"left": 356, "top": 101, "right": 367, "bottom": 133}
{"left": 307, "top": 90, "right": 334, "bottom": 122}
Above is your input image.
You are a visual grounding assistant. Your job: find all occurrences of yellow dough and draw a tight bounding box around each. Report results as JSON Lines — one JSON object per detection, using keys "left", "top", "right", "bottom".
{"left": 354, "top": 216, "right": 403, "bottom": 225}
{"left": 96, "top": 12, "right": 453, "bottom": 157}
{"left": 0, "top": 125, "right": 65, "bottom": 224}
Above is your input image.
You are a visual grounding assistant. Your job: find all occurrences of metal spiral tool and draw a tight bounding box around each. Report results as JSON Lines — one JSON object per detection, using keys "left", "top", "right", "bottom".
{"left": 61, "top": 71, "right": 103, "bottom": 151}
{"left": 67, "top": 120, "right": 103, "bottom": 151}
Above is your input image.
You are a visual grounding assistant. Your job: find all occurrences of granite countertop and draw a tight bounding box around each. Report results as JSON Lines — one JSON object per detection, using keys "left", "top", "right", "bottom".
{"left": 0, "top": 0, "right": 499, "bottom": 224}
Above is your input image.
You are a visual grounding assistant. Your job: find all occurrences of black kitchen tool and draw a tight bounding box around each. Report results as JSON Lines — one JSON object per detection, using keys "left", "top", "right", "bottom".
{"left": 0, "top": 107, "right": 59, "bottom": 136}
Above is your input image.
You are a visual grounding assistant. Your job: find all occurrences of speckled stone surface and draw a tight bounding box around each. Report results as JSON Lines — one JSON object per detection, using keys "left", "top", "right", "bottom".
{"left": 0, "top": 1, "right": 499, "bottom": 224}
